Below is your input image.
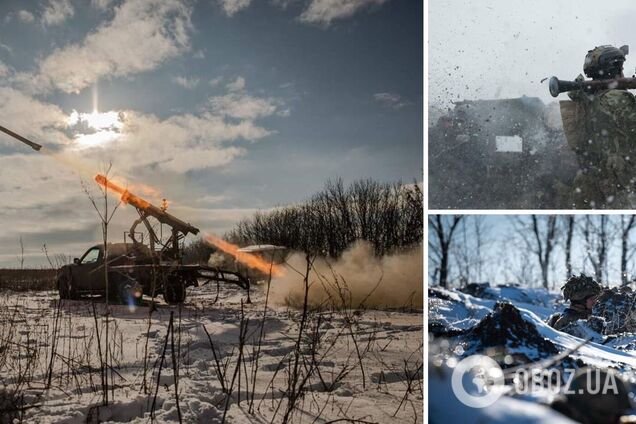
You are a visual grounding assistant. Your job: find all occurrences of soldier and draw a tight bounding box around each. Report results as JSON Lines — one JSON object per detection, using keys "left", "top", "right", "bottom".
{"left": 550, "top": 367, "right": 632, "bottom": 424}
{"left": 564, "top": 45, "right": 636, "bottom": 208}
{"left": 548, "top": 274, "right": 601, "bottom": 331}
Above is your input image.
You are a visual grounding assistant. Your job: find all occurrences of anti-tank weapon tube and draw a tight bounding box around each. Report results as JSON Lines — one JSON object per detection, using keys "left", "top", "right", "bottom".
{"left": 0, "top": 125, "right": 43, "bottom": 151}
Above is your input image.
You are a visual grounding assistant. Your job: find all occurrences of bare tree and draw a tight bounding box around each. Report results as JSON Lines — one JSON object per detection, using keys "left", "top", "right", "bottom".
{"left": 228, "top": 179, "right": 423, "bottom": 257}
{"left": 428, "top": 215, "right": 462, "bottom": 287}
{"left": 454, "top": 219, "right": 471, "bottom": 287}
{"left": 473, "top": 216, "right": 490, "bottom": 282}
{"left": 620, "top": 215, "right": 636, "bottom": 286}
{"left": 580, "top": 215, "right": 614, "bottom": 283}
{"left": 18, "top": 236, "right": 24, "bottom": 270}
{"left": 81, "top": 164, "right": 122, "bottom": 405}
{"left": 513, "top": 216, "right": 558, "bottom": 288}
{"left": 562, "top": 216, "right": 575, "bottom": 279}
{"left": 452, "top": 216, "right": 491, "bottom": 285}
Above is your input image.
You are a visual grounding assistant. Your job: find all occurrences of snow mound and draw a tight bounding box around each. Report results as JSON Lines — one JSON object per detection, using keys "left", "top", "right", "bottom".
{"left": 428, "top": 287, "right": 494, "bottom": 334}
{"left": 430, "top": 286, "right": 636, "bottom": 370}
{"left": 461, "top": 302, "right": 558, "bottom": 364}
{"left": 428, "top": 361, "right": 575, "bottom": 424}
{"left": 461, "top": 283, "right": 560, "bottom": 308}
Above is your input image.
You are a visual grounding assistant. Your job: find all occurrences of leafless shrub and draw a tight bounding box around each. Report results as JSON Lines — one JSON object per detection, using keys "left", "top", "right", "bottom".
{"left": 227, "top": 179, "right": 422, "bottom": 257}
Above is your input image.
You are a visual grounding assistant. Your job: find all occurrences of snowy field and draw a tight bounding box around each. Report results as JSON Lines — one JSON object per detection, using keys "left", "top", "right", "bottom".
{"left": 0, "top": 282, "right": 423, "bottom": 423}
{"left": 428, "top": 284, "right": 636, "bottom": 423}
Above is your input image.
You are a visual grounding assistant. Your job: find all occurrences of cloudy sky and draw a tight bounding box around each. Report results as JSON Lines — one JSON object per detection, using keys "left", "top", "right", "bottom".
{"left": 0, "top": 0, "right": 422, "bottom": 267}
{"left": 429, "top": 0, "right": 636, "bottom": 108}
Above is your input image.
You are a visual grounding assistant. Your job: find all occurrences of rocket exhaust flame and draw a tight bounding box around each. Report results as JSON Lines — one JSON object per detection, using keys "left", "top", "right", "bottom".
{"left": 94, "top": 174, "right": 151, "bottom": 208}
{"left": 204, "top": 234, "right": 284, "bottom": 277}
{"left": 98, "top": 175, "right": 275, "bottom": 276}
{"left": 94, "top": 174, "right": 199, "bottom": 237}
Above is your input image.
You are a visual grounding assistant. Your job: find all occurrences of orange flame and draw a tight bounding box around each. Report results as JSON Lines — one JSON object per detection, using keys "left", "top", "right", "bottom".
{"left": 106, "top": 176, "right": 163, "bottom": 202}
{"left": 94, "top": 174, "right": 151, "bottom": 209}
{"left": 128, "top": 181, "right": 161, "bottom": 199}
{"left": 204, "top": 233, "right": 284, "bottom": 277}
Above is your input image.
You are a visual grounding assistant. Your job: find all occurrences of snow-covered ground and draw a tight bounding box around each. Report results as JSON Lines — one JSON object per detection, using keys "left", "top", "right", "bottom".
{"left": 428, "top": 284, "right": 636, "bottom": 423}
{"left": 0, "top": 282, "right": 423, "bottom": 423}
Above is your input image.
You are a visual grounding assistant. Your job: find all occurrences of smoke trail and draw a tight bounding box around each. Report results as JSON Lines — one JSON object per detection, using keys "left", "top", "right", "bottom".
{"left": 270, "top": 241, "right": 422, "bottom": 309}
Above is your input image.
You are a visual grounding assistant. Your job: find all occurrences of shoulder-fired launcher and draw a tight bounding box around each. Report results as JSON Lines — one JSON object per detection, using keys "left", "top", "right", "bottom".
{"left": 549, "top": 76, "right": 636, "bottom": 97}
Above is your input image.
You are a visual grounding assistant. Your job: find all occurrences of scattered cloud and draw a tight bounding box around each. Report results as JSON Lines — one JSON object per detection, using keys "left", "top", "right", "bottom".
{"left": 197, "top": 194, "right": 229, "bottom": 205}
{"left": 0, "top": 152, "right": 117, "bottom": 265}
{"left": 299, "top": 0, "right": 389, "bottom": 26}
{"left": 270, "top": 0, "right": 299, "bottom": 10}
{"left": 209, "top": 76, "right": 223, "bottom": 87}
{"left": 0, "top": 87, "right": 70, "bottom": 146}
{"left": 217, "top": 0, "right": 252, "bottom": 17}
{"left": 62, "top": 78, "right": 286, "bottom": 173}
{"left": 172, "top": 75, "right": 200, "bottom": 89}
{"left": 0, "top": 155, "right": 80, "bottom": 210}
{"left": 226, "top": 76, "right": 245, "bottom": 92}
{"left": 42, "top": 0, "right": 75, "bottom": 26}
{"left": 0, "top": 62, "right": 9, "bottom": 77}
{"left": 17, "top": 10, "right": 35, "bottom": 23}
{"left": 209, "top": 76, "right": 289, "bottom": 119}
{"left": 90, "top": 110, "right": 269, "bottom": 173}
{"left": 373, "top": 92, "right": 409, "bottom": 110}
{"left": 18, "top": 0, "right": 192, "bottom": 94}
{"left": 91, "top": 0, "right": 116, "bottom": 11}
{"left": 209, "top": 92, "right": 287, "bottom": 120}
{"left": 0, "top": 40, "right": 11, "bottom": 54}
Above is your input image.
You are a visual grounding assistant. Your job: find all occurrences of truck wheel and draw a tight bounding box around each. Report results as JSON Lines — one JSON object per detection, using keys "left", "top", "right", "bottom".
{"left": 163, "top": 281, "right": 186, "bottom": 304}
{"left": 58, "top": 274, "right": 76, "bottom": 300}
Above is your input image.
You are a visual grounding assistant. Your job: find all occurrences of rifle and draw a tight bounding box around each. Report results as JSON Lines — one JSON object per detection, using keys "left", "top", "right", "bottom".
{"left": 548, "top": 76, "right": 636, "bottom": 97}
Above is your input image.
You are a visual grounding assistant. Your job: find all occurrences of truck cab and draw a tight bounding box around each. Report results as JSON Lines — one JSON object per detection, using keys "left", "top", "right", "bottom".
{"left": 57, "top": 243, "right": 150, "bottom": 304}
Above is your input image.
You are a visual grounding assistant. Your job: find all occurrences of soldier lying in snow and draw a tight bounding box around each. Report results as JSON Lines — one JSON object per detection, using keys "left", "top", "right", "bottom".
{"left": 548, "top": 274, "right": 601, "bottom": 331}
{"left": 548, "top": 274, "right": 636, "bottom": 337}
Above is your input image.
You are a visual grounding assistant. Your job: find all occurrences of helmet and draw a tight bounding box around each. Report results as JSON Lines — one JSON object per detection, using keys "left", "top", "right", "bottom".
{"left": 562, "top": 274, "right": 601, "bottom": 302}
{"left": 566, "top": 367, "right": 631, "bottom": 424}
{"left": 584, "top": 45, "right": 628, "bottom": 79}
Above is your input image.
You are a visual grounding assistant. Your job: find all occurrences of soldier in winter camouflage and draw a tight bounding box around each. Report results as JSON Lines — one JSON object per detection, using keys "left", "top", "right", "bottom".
{"left": 548, "top": 274, "right": 601, "bottom": 331}
{"left": 563, "top": 45, "right": 636, "bottom": 208}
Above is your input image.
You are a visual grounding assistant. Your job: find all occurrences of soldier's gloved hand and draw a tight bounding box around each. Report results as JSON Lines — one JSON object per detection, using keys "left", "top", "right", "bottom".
{"left": 587, "top": 316, "right": 607, "bottom": 334}
{"left": 568, "top": 74, "right": 587, "bottom": 100}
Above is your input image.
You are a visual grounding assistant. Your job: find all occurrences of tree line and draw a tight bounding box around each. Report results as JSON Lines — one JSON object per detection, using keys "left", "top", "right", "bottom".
{"left": 428, "top": 215, "right": 636, "bottom": 289}
{"left": 226, "top": 179, "right": 423, "bottom": 257}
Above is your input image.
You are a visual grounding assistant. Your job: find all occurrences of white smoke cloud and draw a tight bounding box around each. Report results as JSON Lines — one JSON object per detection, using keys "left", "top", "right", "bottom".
{"left": 271, "top": 241, "right": 423, "bottom": 308}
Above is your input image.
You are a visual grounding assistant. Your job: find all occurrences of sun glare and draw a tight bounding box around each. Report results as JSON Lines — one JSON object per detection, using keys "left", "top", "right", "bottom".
{"left": 67, "top": 109, "right": 124, "bottom": 148}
